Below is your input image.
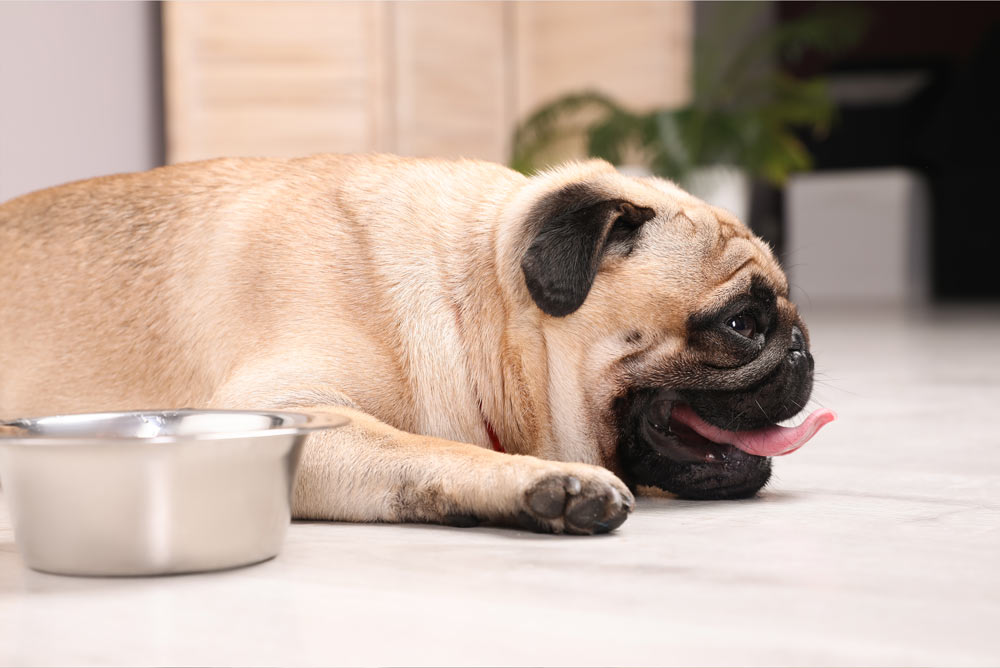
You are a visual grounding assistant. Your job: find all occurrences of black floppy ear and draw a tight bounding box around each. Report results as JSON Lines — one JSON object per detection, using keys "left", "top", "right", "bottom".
{"left": 520, "top": 184, "right": 655, "bottom": 317}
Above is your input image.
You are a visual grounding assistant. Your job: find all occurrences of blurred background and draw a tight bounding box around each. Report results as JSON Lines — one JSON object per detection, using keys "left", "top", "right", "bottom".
{"left": 1, "top": 1, "right": 999, "bottom": 306}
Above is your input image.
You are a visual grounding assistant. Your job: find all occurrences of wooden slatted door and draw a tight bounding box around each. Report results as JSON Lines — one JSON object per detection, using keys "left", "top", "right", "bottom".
{"left": 163, "top": 1, "right": 691, "bottom": 165}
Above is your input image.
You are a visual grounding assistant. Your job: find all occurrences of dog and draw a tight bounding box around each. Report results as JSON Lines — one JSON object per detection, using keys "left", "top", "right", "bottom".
{"left": 0, "top": 153, "right": 833, "bottom": 534}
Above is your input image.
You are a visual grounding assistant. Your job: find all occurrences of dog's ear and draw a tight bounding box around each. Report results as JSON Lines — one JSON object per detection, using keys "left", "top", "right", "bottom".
{"left": 521, "top": 184, "right": 655, "bottom": 317}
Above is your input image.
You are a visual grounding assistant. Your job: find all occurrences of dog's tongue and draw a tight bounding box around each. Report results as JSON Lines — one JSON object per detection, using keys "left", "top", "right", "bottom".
{"left": 670, "top": 404, "right": 836, "bottom": 457}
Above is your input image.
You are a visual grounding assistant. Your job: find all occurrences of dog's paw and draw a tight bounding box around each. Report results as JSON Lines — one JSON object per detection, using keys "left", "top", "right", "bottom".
{"left": 519, "top": 468, "right": 634, "bottom": 535}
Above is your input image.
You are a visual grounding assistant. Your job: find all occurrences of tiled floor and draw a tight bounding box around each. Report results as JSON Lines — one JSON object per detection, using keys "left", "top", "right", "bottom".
{"left": 1, "top": 306, "right": 998, "bottom": 666}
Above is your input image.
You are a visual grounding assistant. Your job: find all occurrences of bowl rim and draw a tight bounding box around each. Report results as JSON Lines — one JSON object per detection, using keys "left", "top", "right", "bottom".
{"left": 0, "top": 408, "right": 350, "bottom": 446}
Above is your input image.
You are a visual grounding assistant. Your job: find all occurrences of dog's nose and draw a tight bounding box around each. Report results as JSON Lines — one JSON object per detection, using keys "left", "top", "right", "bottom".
{"left": 789, "top": 326, "right": 805, "bottom": 353}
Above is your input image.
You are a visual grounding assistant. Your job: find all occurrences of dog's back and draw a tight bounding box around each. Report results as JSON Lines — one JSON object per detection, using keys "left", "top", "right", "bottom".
{"left": 3, "top": 159, "right": 252, "bottom": 415}
{"left": 0, "top": 153, "right": 520, "bottom": 421}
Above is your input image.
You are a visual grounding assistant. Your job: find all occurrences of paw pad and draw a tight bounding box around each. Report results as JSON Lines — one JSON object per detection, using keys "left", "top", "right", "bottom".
{"left": 524, "top": 473, "right": 633, "bottom": 535}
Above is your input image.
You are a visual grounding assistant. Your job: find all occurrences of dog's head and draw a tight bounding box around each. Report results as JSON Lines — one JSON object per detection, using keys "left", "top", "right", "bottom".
{"left": 501, "top": 161, "right": 831, "bottom": 499}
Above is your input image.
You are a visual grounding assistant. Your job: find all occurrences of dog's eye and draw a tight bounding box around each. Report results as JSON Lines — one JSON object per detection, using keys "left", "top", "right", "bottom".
{"left": 727, "top": 313, "right": 756, "bottom": 338}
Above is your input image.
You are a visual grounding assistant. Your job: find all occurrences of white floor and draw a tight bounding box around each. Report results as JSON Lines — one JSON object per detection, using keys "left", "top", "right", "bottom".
{"left": 1, "top": 306, "right": 999, "bottom": 667}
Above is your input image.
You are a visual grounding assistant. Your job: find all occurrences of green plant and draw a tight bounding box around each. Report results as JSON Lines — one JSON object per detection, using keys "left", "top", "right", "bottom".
{"left": 511, "top": 3, "right": 869, "bottom": 185}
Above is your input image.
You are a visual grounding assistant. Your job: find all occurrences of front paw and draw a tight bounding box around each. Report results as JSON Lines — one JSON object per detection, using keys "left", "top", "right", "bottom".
{"left": 519, "top": 469, "right": 634, "bottom": 535}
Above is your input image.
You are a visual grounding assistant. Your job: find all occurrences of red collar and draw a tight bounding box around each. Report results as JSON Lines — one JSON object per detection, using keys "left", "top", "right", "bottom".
{"left": 484, "top": 419, "right": 505, "bottom": 453}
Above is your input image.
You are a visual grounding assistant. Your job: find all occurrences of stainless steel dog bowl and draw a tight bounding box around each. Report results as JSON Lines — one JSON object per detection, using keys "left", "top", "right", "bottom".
{"left": 0, "top": 409, "right": 348, "bottom": 576}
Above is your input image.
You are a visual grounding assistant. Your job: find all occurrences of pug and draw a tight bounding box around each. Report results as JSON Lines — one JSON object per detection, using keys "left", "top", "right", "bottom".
{"left": 0, "top": 154, "right": 834, "bottom": 534}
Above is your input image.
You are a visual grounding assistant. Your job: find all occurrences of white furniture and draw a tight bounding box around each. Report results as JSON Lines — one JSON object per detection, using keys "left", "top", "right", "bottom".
{"left": 785, "top": 168, "right": 930, "bottom": 306}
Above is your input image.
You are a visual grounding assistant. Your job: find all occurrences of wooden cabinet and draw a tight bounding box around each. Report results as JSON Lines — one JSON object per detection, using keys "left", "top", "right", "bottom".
{"left": 164, "top": 1, "right": 690, "bottom": 165}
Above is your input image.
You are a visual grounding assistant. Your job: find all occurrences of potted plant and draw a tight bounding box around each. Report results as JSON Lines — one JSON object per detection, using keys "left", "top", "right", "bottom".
{"left": 511, "top": 3, "right": 868, "bottom": 225}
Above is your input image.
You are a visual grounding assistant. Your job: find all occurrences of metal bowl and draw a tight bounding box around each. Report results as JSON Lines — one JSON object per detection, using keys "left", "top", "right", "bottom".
{"left": 0, "top": 409, "right": 348, "bottom": 576}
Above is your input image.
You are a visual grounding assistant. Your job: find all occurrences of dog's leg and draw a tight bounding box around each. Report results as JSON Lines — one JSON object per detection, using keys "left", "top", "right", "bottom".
{"left": 209, "top": 383, "right": 634, "bottom": 534}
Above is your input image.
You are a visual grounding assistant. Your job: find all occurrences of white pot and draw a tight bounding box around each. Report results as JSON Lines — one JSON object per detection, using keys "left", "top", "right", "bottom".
{"left": 683, "top": 165, "right": 751, "bottom": 224}
{"left": 617, "top": 164, "right": 752, "bottom": 225}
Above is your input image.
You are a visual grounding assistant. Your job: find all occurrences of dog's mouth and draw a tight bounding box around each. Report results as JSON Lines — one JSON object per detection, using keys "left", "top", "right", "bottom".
{"left": 642, "top": 394, "right": 835, "bottom": 464}
{"left": 619, "top": 389, "right": 835, "bottom": 499}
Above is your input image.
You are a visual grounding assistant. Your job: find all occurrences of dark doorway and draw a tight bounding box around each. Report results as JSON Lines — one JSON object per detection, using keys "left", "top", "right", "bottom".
{"left": 779, "top": 1, "right": 1000, "bottom": 301}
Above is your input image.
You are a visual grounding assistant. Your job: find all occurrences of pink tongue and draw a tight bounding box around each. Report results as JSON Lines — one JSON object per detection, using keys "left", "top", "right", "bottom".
{"left": 670, "top": 404, "right": 837, "bottom": 457}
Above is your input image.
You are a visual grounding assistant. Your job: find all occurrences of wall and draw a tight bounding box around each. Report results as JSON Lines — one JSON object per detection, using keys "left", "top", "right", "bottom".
{"left": 0, "top": 1, "right": 163, "bottom": 203}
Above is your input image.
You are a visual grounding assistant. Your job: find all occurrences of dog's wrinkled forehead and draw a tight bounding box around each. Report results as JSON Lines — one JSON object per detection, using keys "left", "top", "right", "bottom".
{"left": 639, "top": 175, "right": 787, "bottom": 294}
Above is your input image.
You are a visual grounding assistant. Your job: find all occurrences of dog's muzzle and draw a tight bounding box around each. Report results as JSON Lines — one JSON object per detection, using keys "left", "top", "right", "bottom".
{"left": 617, "top": 326, "right": 834, "bottom": 499}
